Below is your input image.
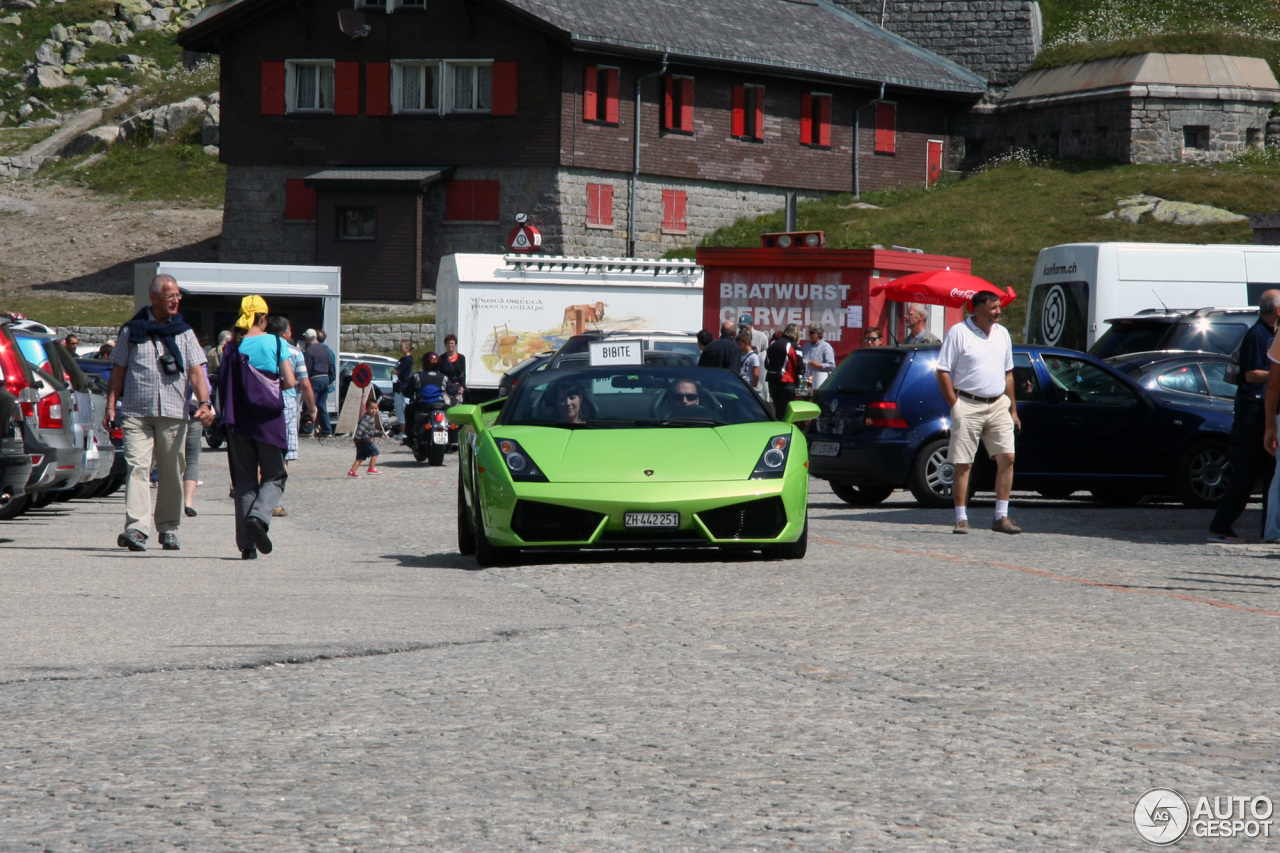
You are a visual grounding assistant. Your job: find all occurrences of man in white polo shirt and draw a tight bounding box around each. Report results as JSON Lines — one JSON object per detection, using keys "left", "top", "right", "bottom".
{"left": 935, "top": 291, "right": 1022, "bottom": 534}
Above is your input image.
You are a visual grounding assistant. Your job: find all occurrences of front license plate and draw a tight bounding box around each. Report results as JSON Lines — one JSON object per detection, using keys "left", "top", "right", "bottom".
{"left": 810, "top": 441, "right": 840, "bottom": 457}
{"left": 625, "top": 511, "right": 680, "bottom": 529}
{"left": 432, "top": 431, "right": 448, "bottom": 444}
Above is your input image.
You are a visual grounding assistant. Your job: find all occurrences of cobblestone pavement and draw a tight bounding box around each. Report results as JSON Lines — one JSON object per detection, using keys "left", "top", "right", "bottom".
{"left": 2, "top": 435, "right": 1279, "bottom": 850}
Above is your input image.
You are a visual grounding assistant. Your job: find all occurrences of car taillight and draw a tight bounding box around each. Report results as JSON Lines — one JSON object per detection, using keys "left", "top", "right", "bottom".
{"left": 37, "top": 392, "right": 63, "bottom": 428}
{"left": 865, "top": 401, "right": 909, "bottom": 429}
{"left": 110, "top": 425, "right": 123, "bottom": 440}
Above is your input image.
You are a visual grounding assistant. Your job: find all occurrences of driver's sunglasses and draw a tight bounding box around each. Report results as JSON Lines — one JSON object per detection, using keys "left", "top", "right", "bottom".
{"left": 672, "top": 393, "right": 699, "bottom": 402}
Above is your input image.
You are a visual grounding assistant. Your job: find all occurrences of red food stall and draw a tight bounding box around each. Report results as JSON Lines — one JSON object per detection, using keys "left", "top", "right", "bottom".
{"left": 697, "top": 243, "right": 972, "bottom": 362}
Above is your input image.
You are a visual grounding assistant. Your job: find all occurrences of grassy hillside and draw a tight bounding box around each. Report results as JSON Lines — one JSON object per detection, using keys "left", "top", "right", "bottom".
{"left": 684, "top": 153, "right": 1280, "bottom": 337}
{"left": 1036, "top": 0, "right": 1280, "bottom": 73}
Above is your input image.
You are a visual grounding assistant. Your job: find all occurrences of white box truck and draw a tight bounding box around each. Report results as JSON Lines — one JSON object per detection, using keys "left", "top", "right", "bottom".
{"left": 435, "top": 254, "right": 704, "bottom": 396}
{"left": 1024, "top": 242, "right": 1280, "bottom": 351}
{"left": 134, "top": 261, "right": 343, "bottom": 412}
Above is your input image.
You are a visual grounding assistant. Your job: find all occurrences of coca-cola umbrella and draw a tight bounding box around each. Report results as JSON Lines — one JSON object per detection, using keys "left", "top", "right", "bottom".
{"left": 870, "top": 269, "right": 1017, "bottom": 308}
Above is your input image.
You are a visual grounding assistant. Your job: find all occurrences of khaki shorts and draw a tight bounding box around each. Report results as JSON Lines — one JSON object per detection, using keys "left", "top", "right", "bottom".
{"left": 947, "top": 394, "right": 1016, "bottom": 464}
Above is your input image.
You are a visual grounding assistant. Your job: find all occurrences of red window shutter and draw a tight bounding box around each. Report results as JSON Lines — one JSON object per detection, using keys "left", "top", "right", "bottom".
{"left": 334, "top": 62, "right": 359, "bottom": 115}
{"left": 445, "top": 182, "right": 473, "bottom": 220}
{"left": 474, "top": 180, "right": 500, "bottom": 220}
{"left": 876, "top": 102, "right": 896, "bottom": 154}
{"left": 586, "top": 183, "right": 600, "bottom": 225}
{"left": 662, "top": 190, "right": 687, "bottom": 232}
{"left": 365, "top": 62, "right": 390, "bottom": 116}
{"left": 261, "top": 61, "right": 285, "bottom": 115}
{"left": 583, "top": 66, "right": 598, "bottom": 121}
{"left": 731, "top": 85, "right": 745, "bottom": 138}
{"left": 817, "top": 95, "right": 831, "bottom": 147}
{"left": 600, "top": 184, "right": 613, "bottom": 226}
{"left": 604, "top": 68, "right": 619, "bottom": 124}
{"left": 799, "top": 93, "right": 812, "bottom": 144}
{"left": 753, "top": 86, "right": 765, "bottom": 140}
{"left": 284, "top": 179, "right": 317, "bottom": 221}
{"left": 679, "top": 77, "right": 693, "bottom": 131}
{"left": 663, "top": 75, "right": 674, "bottom": 129}
{"left": 491, "top": 61, "right": 518, "bottom": 115}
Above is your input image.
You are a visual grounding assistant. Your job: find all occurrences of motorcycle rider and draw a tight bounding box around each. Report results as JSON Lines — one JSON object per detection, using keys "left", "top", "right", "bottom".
{"left": 404, "top": 352, "right": 449, "bottom": 443}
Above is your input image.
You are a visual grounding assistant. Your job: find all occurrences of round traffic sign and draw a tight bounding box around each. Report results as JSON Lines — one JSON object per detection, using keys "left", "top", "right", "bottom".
{"left": 351, "top": 363, "right": 373, "bottom": 388}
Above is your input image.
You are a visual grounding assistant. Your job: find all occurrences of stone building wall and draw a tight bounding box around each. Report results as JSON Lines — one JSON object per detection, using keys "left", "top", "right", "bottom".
{"left": 832, "top": 0, "right": 1041, "bottom": 88}
{"left": 992, "top": 93, "right": 1271, "bottom": 164}
{"left": 219, "top": 164, "right": 829, "bottom": 295}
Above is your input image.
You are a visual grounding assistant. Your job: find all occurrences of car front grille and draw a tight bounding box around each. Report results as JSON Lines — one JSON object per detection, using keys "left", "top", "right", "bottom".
{"left": 696, "top": 496, "right": 788, "bottom": 540}
{"left": 510, "top": 500, "right": 605, "bottom": 543}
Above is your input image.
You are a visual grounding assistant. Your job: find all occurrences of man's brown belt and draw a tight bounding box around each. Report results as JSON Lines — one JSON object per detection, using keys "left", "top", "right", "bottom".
{"left": 956, "top": 389, "right": 1003, "bottom": 404}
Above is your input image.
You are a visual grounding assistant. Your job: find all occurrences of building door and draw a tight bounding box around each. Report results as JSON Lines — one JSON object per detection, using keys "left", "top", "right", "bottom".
{"left": 926, "top": 139, "right": 943, "bottom": 186}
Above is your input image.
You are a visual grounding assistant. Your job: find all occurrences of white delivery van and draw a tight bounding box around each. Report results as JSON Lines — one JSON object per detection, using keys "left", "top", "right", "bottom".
{"left": 1024, "top": 242, "right": 1280, "bottom": 351}
{"left": 135, "top": 261, "right": 343, "bottom": 412}
{"left": 436, "top": 254, "right": 704, "bottom": 396}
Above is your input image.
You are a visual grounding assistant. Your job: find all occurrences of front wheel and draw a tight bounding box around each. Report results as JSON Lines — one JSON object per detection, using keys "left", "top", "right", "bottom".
{"left": 1176, "top": 439, "right": 1231, "bottom": 508}
{"left": 830, "top": 482, "right": 894, "bottom": 506}
{"left": 0, "top": 491, "right": 27, "bottom": 520}
{"left": 457, "top": 475, "right": 476, "bottom": 555}
{"left": 909, "top": 438, "right": 962, "bottom": 508}
{"left": 473, "top": 484, "right": 519, "bottom": 567}
{"left": 762, "top": 516, "right": 808, "bottom": 560}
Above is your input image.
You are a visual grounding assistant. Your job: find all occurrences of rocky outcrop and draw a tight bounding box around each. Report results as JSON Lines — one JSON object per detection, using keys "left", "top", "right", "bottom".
{"left": 1099, "top": 194, "right": 1246, "bottom": 226}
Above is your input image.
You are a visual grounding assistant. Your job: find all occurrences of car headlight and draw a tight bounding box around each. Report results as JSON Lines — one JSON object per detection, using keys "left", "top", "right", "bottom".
{"left": 750, "top": 434, "right": 791, "bottom": 479}
{"left": 496, "top": 437, "right": 548, "bottom": 482}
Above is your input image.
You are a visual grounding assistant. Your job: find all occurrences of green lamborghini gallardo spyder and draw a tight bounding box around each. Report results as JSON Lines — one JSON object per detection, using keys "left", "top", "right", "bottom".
{"left": 450, "top": 365, "right": 819, "bottom": 566}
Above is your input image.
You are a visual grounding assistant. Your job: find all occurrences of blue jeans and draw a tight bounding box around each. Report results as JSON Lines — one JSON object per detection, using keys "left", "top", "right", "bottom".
{"left": 310, "top": 375, "right": 332, "bottom": 435}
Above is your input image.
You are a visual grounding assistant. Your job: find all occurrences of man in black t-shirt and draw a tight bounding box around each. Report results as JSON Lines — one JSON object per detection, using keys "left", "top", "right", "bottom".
{"left": 698, "top": 321, "right": 741, "bottom": 373}
{"left": 1208, "top": 290, "right": 1280, "bottom": 543}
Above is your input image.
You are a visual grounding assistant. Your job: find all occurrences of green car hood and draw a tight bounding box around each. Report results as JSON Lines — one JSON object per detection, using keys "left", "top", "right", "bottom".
{"left": 493, "top": 423, "right": 787, "bottom": 483}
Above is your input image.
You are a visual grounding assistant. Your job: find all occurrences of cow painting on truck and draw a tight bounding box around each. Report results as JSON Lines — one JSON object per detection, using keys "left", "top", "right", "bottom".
{"left": 434, "top": 254, "right": 704, "bottom": 400}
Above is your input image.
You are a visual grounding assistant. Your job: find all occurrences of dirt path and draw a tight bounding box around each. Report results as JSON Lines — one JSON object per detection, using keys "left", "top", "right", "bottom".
{"left": 0, "top": 179, "right": 222, "bottom": 299}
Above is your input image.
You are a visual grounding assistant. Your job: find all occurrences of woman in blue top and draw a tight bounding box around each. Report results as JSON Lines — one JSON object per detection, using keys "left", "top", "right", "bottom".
{"left": 219, "top": 295, "right": 296, "bottom": 559}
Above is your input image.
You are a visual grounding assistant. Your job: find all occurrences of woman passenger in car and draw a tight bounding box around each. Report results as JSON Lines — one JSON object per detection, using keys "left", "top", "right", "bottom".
{"left": 554, "top": 380, "right": 587, "bottom": 424}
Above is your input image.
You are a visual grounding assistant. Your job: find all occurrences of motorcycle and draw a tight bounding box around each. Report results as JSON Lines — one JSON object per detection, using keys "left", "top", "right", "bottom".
{"left": 405, "top": 401, "right": 450, "bottom": 465}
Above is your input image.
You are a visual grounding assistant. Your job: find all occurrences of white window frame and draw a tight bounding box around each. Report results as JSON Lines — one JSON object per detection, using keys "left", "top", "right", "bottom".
{"left": 445, "top": 60, "right": 493, "bottom": 114}
{"left": 391, "top": 60, "right": 441, "bottom": 114}
{"left": 389, "top": 59, "right": 495, "bottom": 115}
{"left": 286, "top": 60, "right": 334, "bottom": 113}
{"left": 354, "top": 0, "right": 384, "bottom": 9}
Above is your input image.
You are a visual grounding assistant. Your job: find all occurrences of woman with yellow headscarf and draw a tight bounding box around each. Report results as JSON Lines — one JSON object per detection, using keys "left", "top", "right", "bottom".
{"left": 216, "top": 295, "right": 297, "bottom": 559}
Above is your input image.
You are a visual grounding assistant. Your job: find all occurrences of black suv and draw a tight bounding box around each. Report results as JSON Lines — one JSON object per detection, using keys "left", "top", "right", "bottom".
{"left": 1089, "top": 307, "right": 1257, "bottom": 359}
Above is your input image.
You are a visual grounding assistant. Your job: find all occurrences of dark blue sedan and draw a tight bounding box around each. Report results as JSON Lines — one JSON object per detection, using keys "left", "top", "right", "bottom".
{"left": 806, "top": 344, "right": 1234, "bottom": 508}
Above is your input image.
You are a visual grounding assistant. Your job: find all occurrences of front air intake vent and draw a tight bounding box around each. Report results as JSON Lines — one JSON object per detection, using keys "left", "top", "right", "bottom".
{"left": 697, "top": 497, "right": 787, "bottom": 540}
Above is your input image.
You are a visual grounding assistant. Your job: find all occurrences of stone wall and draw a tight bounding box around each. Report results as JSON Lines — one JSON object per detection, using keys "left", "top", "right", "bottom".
{"left": 339, "top": 323, "right": 437, "bottom": 354}
{"left": 991, "top": 92, "right": 1272, "bottom": 164}
{"left": 64, "top": 323, "right": 438, "bottom": 356}
{"left": 221, "top": 164, "right": 321, "bottom": 265}
{"left": 833, "top": 0, "right": 1042, "bottom": 89}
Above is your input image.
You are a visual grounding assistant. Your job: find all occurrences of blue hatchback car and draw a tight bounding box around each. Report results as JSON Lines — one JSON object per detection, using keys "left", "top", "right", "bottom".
{"left": 806, "top": 344, "right": 1234, "bottom": 508}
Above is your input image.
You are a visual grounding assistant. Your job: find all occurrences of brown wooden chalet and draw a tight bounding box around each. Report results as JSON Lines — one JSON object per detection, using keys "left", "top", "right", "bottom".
{"left": 179, "top": 0, "right": 986, "bottom": 300}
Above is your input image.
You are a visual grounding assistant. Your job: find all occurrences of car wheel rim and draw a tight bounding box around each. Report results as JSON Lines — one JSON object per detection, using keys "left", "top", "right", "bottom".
{"left": 1189, "top": 448, "right": 1229, "bottom": 501}
{"left": 925, "top": 449, "right": 954, "bottom": 497}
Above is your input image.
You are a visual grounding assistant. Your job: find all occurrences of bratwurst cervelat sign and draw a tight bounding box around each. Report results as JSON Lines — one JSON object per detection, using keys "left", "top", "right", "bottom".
{"left": 696, "top": 247, "right": 971, "bottom": 361}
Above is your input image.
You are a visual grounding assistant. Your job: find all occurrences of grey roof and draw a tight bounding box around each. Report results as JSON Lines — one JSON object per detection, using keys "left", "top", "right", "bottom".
{"left": 180, "top": 0, "right": 985, "bottom": 96}
{"left": 498, "top": 0, "right": 985, "bottom": 94}
{"left": 303, "top": 167, "right": 455, "bottom": 189}
{"left": 1003, "top": 53, "right": 1280, "bottom": 106}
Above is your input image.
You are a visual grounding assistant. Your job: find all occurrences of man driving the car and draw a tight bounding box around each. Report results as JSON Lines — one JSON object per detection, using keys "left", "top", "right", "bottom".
{"left": 668, "top": 379, "right": 700, "bottom": 407}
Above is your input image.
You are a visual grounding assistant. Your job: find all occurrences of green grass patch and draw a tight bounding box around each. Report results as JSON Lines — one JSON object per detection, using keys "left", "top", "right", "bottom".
{"left": 340, "top": 311, "right": 437, "bottom": 325}
{"left": 692, "top": 157, "right": 1280, "bottom": 337}
{"left": 2, "top": 293, "right": 133, "bottom": 327}
{"left": 47, "top": 115, "right": 225, "bottom": 205}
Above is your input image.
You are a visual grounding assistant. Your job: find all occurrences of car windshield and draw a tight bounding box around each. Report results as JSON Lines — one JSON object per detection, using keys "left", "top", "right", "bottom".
{"left": 1089, "top": 322, "right": 1172, "bottom": 359}
{"left": 346, "top": 360, "right": 395, "bottom": 382}
{"left": 502, "top": 366, "right": 772, "bottom": 428}
{"left": 827, "top": 348, "right": 906, "bottom": 394}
